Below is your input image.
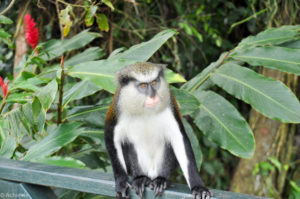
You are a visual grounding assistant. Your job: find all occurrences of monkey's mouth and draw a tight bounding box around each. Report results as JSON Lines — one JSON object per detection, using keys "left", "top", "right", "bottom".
{"left": 144, "top": 95, "right": 160, "bottom": 108}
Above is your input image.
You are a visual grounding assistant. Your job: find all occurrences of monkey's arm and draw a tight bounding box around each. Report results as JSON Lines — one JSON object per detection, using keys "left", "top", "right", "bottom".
{"left": 104, "top": 103, "right": 129, "bottom": 199}
{"left": 169, "top": 93, "right": 211, "bottom": 199}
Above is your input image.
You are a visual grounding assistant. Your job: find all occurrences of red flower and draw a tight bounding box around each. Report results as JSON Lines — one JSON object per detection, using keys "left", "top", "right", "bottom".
{"left": 24, "top": 14, "right": 40, "bottom": 49}
{"left": 0, "top": 77, "right": 8, "bottom": 98}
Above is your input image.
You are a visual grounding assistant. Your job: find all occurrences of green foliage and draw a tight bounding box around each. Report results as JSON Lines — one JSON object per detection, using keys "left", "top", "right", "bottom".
{"left": 68, "top": 29, "right": 181, "bottom": 93}
{"left": 181, "top": 26, "right": 300, "bottom": 158}
{"left": 0, "top": 6, "right": 300, "bottom": 198}
{"left": 84, "top": 0, "right": 113, "bottom": 32}
{"left": 289, "top": 181, "right": 300, "bottom": 199}
{"left": 210, "top": 63, "right": 300, "bottom": 122}
{"left": 0, "top": 27, "right": 184, "bottom": 171}
{"left": 1, "top": 14, "right": 300, "bottom": 167}
{"left": 22, "top": 123, "right": 83, "bottom": 161}
{"left": 60, "top": 5, "right": 73, "bottom": 37}
{"left": 41, "top": 30, "right": 101, "bottom": 61}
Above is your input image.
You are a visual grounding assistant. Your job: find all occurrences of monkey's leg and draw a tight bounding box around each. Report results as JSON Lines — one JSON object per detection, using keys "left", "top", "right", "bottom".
{"left": 122, "top": 143, "right": 151, "bottom": 198}
{"left": 132, "top": 176, "right": 151, "bottom": 198}
{"left": 150, "top": 177, "right": 167, "bottom": 197}
{"left": 150, "top": 144, "right": 177, "bottom": 197}
{"left": 104, "top": 125, "right": 129, "bottom": 199}
{"left": 168, "top": 113, "right": 211, "bottom": 198}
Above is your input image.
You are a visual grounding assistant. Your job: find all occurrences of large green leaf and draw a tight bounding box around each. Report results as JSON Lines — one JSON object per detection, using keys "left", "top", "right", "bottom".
{"left": 37, "top": 47, "right": 105, "bottom": 80}
{"left": 237, "top": 25, "right": 300, "bottom": 47}
{"left": 0, "top": 137, "right": 16, "bottom": 158}
{"left": 231, "top": 46, "right": 300, "bottom": 75}
{"left": 6, "top": 97, "right": 46, "bottom": 139}
{"left": 48, "top": 47, "right": 105, "bottom": 69}
{"left": 181, "top": 52, "right": 227, "bottom": 91}
{"left": 0, "top": 119, "right": 6, "bottom": 146}
{"left": 6, "top": 108, "right": 27, "bottom": 140}
{"left": 210, "top": 63, "right": 300, "bottom": 123}
{"left": 41, "top": 30, "right": 101, "bottom": 61}
{"left": 64, "top": 47, "right": 105, "bottom": 67}
{"left": 68, "top": 59, "right": 122, "bottom": 93}
{"left": 110, "top": 29, "right": 177, "bottom": 60}
{"left": 32, "top": 156, "right": 86, "bottom": 168}
{"left": 11, "top": 75, "right": 48, "bottom": 92}
{"left": 183, "top": 119, "right": 202, "bottom": 169}
{"left": 165, "top": 69, "right": 186, "bottom": 84}
{"left": 63, "top": 80, "right": 100, "bottom": 108}
{"left": 68, "top": 29, "right": 177, "bottom": 93}
{"left": 22, "top": 97, "right": 46, "bottom": 134}
{"left": 193, "top": 91, "right": 255, "bottom": 158}
{"left": 0, "top": 15, "right": 13, "bottom": 24}
{"left": 170, "top": 87, "right": 200, "bottom": 116}
{"left": 281, "top": 40, "right": 300, "bottom": 49}
{"left": 80, "top": 129, "right": 105, "bottom": 146}
{"left": 22, "top": 123, "right": 83, "bottom": 161}
{"left": 65, "top": 105, "right": 108, "bottom": 128}
{"left": 35, "top": 79, "right": 58, "bottom": 111}
{"left": 6, "top": 93, "right": 33, "bottom": 103}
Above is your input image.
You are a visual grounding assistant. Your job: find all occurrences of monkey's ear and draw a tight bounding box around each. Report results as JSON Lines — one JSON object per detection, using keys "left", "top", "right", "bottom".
{"left": 155, "top": 64, "right": 167, "bottom": 70}
{"left": 118, "top": 75, "right": 135, "bottom": 87}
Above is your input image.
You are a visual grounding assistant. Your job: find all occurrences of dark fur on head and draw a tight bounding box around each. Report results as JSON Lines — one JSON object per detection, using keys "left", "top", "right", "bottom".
{"left": 117, "top": 62, "right": 166, "bottom": 87}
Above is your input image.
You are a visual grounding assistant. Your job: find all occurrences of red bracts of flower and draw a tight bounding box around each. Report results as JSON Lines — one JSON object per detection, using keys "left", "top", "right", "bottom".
{"left": 24, "top": 14, "right": 40, "bottom": 49}
{"left": 0, "top": 77, "right": 8, "bottom": 98}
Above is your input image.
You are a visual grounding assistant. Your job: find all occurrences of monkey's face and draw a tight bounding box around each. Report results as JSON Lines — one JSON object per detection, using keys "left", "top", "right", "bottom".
{"left": 117, "top": 65, "right": 170, "bottom": 115}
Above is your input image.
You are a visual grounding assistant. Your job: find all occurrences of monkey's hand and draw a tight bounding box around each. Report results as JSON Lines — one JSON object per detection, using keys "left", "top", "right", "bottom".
{"left": 115, "top": 178, "right": 130, "bottom": 199}
{"left": 132, "top": 176, "right": 151, "bottom": 198}
{"left": 191, "top": 185, "right": 211, "bottom": 199}
{"left": 150, "top": 177, "right": 168, "bottom": 197}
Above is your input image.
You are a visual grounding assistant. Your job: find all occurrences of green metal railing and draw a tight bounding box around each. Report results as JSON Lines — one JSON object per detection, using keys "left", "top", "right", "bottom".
{"left": 0, "top": 158, "right": 270, "bottom": 199}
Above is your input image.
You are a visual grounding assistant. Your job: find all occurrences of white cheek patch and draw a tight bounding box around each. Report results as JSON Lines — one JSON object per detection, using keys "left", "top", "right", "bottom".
{"left": 118, "top": 83, "right": 145, "bottom": 115}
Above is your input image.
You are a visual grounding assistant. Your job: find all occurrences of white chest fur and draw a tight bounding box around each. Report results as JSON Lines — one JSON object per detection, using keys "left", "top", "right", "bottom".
{"left": 114, "top": 107, "right": 181, "bottom": 179}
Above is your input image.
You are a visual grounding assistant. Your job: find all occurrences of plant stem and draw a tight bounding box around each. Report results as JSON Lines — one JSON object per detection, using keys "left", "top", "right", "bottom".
{"left": 0, "top": 91, "right": 9, "bottom": 114}
{"left": 190, "top": 50, "right": 232, "bottom": 92}
{"left": 57, "top": 56, "right": 64, "bottom": 125}
{"left": 0, "top": 0, "right": 16, "bottom": 15}
{"left": 0, "top": 98, "right": 6, "bottom": 114}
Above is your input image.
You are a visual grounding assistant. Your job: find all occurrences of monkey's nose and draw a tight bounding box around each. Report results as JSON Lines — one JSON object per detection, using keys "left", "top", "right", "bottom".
{"left": 144, "top": 95, "right": 160, "bottom": 108}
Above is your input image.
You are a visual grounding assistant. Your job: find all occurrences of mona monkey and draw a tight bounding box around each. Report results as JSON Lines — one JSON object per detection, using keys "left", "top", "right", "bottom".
{"left": 104, "top": 62, "right": 211, "bottom": 199}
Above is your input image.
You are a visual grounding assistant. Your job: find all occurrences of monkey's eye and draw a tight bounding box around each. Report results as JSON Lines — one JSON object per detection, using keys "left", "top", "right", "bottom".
{"left": 151, "top": 80, "right": 157, "bottom": 85}
{"left": 139, "top": 83, "right": 147, "bottom": 89}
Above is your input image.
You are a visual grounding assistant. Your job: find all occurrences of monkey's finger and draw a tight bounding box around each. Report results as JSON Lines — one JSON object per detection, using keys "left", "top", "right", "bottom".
{"left": 138, "top": 189, "right": 143, "bottom": 198}
{"left": 192, "top": 191, "right": 200, "bottom": 199}
{"left": 141, "top": 183, "right": 145, "bottom": 195}
{"left": 205, "top": 191, "right": 211, "bottom": 199}
{"left": 163, "top": 181, "right": 167, "bottom": 189}
{"left": 150, "top": 183, "right": 154, "bottom": 190}
{"left": 126, "top": 182, "right": 132, "bottom": 189}
{"left": 139, "top": 184, "right": 145, "bottom": 198}
{"left": 121, "top": 189, "right": 128, "bottom": 198}
{"left": 134, "top": 187, "right": 139, "bottom": 195}
{"left": 116, "top": 192, "right": 121, "bottom": 199}
{"left": 202, "top": 191, "right": 210, "bottom": 199}
{"left": 158, "top": 184, "right": 163, "bottom": 195}
{"left": 193, "top": 192, "right": 196, "bottom": 199}
{"left": 154, "top": 185, "right": 159, "bottom": 197}
{"left": 154, "top": 183, "right": 158, "bottom": 192}
{"left": 145, "top": 178, "right": 151, "bottom": 186}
